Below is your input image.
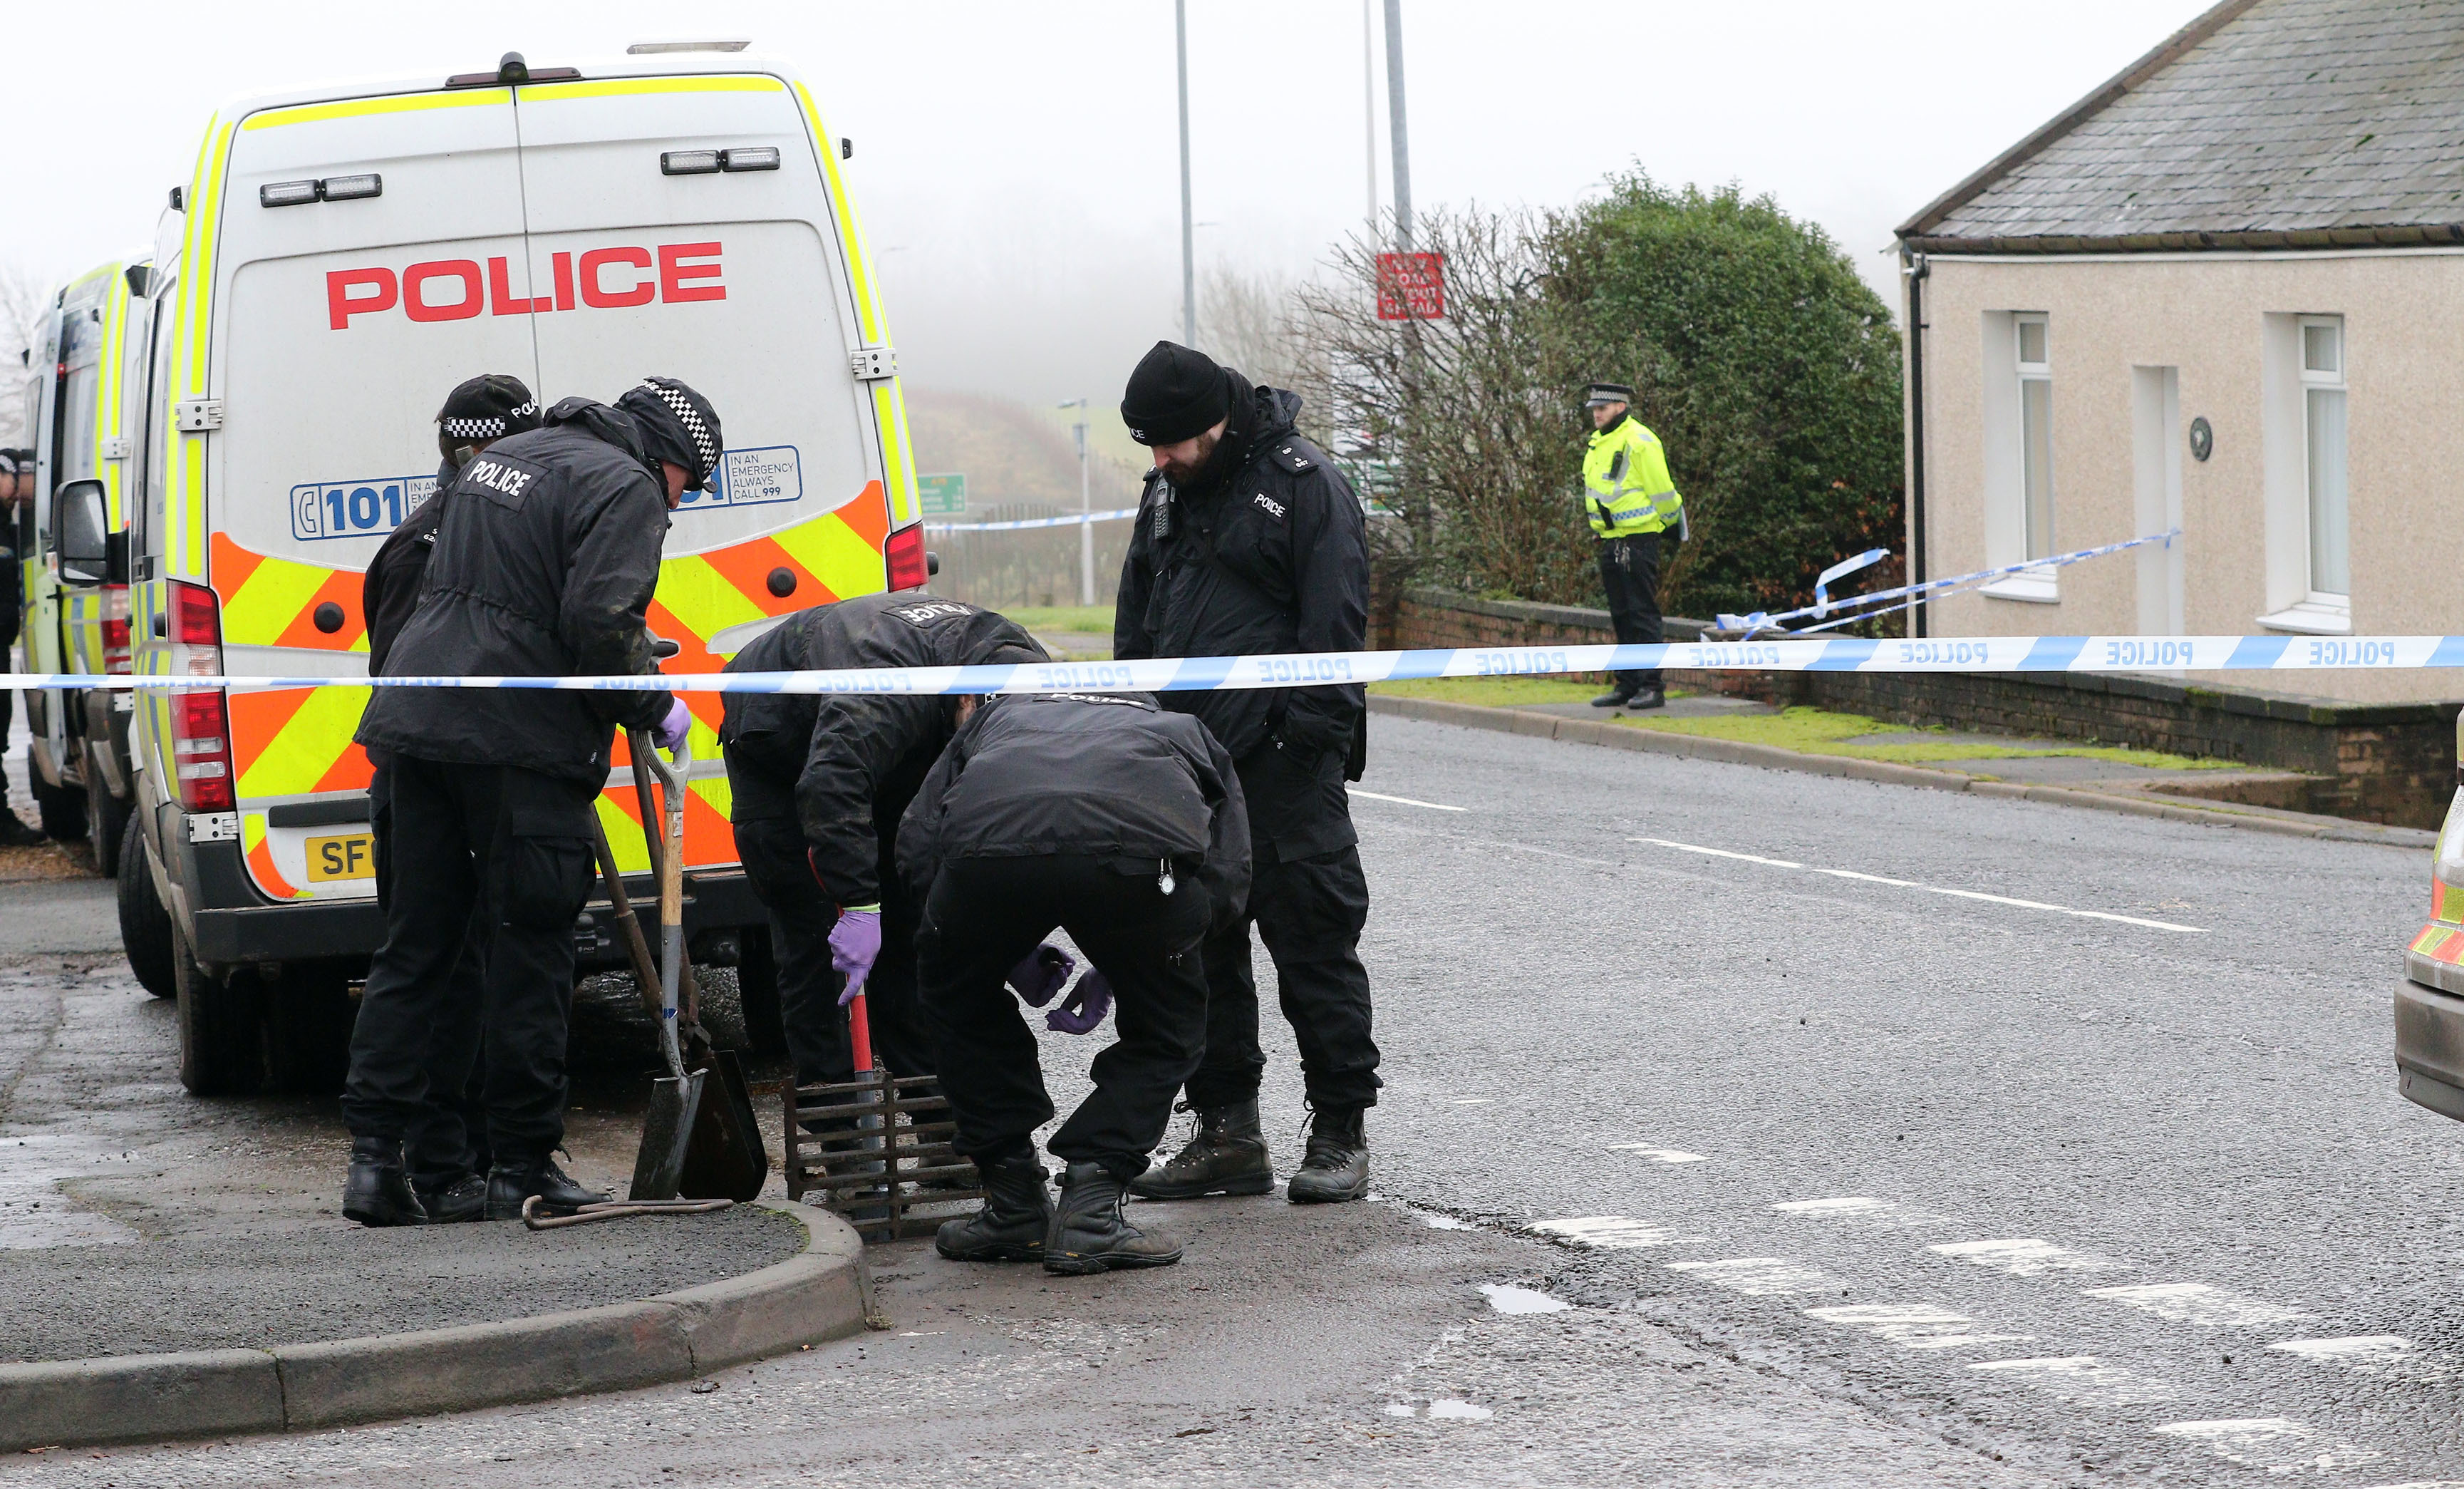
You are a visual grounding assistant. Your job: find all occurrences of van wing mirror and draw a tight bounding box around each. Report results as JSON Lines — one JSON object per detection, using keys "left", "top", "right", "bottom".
{"left": 56, "top": 478, "right": 109, "bottom": 581}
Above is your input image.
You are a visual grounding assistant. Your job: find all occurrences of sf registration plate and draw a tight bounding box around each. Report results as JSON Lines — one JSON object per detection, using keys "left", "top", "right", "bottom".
{"left": 304, "top": 833, "right": 376, "bottom": 882}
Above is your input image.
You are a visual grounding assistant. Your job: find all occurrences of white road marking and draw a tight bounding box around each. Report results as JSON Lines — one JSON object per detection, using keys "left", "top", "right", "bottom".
{"left": 1384, "top": 1403, "right": 1417, "bottom": 1418}
{"left": 1773, "top": 1197, "right": 1892, "bottom": 1217}
{"left": 1666, "top": 1257, "right": 1844, "bottom": 1296}
{"left": 1528, "top": 1215, "right": 1689, "bottom": 1250}
{"left": 1608, "top": 1144, "right": 1707, "bottom": 1163}
{"left": 2152, "top": 1418, "right": 2378, "bottom": 1470}
{"left": 1930, "top": 1237, "right": 2121, "bottom": 1277}
{"left": 1803, "top": 1303, "right": 2034, "bottom": 1351}
{"left": 1426, "top": 1400, "right": 1493, "bottom": 1420}
{"left": 2271, "top": 1335, "right": 2419, "bottom": 1371}
{"left": 1480, "top": 1283, "right": 1572, "bottom": 1315}
{"left": 2084, "top": 1282, "right": 2313, "bottom": 1327}
{"left": 1347, "top": 786, "right": 1465, "bottom": 812}
{"left": 1969, "top": 1355, "right": 2172, "bottom": 1404}
{"left": 1451, "top": 1098, "right": 1494, "bottom": 1106}
{"left": 1634, "top": 837, "right": 2209, "bottom": 933}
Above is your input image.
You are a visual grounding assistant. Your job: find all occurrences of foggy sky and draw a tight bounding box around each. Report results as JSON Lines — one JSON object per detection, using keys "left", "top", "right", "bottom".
{"left": 5, "top": 1, "right": 2212, "bottom": 412}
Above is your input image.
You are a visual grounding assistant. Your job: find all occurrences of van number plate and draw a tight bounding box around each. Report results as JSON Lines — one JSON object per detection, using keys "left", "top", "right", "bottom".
{"left": 304, "top": 833, "right": 376, "bottom": 882}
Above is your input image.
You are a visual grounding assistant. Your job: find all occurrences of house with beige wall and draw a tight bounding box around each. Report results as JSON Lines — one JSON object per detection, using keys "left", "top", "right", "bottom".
{"left": 1896, "top": 0, "right": 2464, "bottom": 704}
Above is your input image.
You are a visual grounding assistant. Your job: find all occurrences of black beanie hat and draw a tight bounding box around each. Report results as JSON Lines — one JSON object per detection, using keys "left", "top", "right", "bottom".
{"left": 1121, "top": 340, "right": 1231, "bottom": 446}
{"left": 618, "top": 376, "right": 725, "bottom": 492}
{"left": 435, "top": 373, "right": 542, "bottom": 445}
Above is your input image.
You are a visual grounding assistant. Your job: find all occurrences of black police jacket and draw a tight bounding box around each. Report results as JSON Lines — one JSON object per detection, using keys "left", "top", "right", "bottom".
{"left": 1114, "top": 383, "right": 1368, "bottom": 766}
{"left": 895, "top": 691, "right": 1250, "bottom": 938}
{"left": 359, "top": 460, "right": 454, "bottom": 677}
{"left": 717, "top": 593, "right": 1045, "bottom": 907}
{"left": 356, "top": 400, "right": 673, "bottom": 785}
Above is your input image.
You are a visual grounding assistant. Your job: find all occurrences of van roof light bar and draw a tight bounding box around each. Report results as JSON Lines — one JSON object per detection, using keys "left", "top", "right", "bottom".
{"left": 627, "top": 39, "right": 751, "bottom": 53}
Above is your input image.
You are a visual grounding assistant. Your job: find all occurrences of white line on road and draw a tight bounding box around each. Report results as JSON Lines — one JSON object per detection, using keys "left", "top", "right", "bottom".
{"left": 1665, "top": 1257, "right": 1845, "bottom": 1296}
{"left": 1930, "top": 1238, "right": 2122, "bottom": 1276}
{"left": 1773, "top": 1197, "right": 1893, "bottom": 1217}
{"left": 1347, "top": 787, "right": 1466, "bottom": 811}
{"left": 1803, "top": 1303, "right": 2034, "bottom": 1351}
{"left": 1608, "top": 1144, "right": 1707, "bottom": 1163}
{"left": 1528, "top": 1216, "right": 1691, "bottom": 1250}
{"left": 2084, "top": 1282, "right": 2314, "bottom": 1327}
{"left": 1634, "top": 837, "right": 2210, "bottom": 933}
{"left": 1969, "top": 1354, "right": 2172, "bottom": 1404}
{"left": 2271, "top": 1335, "right": 2421, "bottom": 1372}
{"left": 2152, "top": 1418, "right": 2378, "bottom": 1470}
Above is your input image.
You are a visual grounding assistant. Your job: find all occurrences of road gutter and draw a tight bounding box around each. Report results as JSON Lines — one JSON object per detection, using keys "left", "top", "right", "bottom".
{"left": 1369, "top": 694, "right": 2435, "bottom": 850}
{"left": 0, "top": 1201, "right": 868, "bottom": 1453}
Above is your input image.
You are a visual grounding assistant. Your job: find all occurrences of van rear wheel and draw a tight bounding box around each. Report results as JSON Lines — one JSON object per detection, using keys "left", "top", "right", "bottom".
{"left": 118, "top": 815, "right": 175, "bottom": 1000}
{"left": 173, "top": 922, "right": 264, "bottom": 1096}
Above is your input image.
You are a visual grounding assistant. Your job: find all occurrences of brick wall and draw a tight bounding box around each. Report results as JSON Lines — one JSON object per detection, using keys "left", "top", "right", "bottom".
{"left": 1387, "top": 587, "right": 2461, "bottom": 827}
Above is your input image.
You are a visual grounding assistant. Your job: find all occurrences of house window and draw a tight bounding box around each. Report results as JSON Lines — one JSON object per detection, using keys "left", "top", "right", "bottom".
{"left": 2301, "top": 317, "right": 2348, "bottom": 599}
{"left": 2015, "top": 315, "right": 2055, "bottom": 563}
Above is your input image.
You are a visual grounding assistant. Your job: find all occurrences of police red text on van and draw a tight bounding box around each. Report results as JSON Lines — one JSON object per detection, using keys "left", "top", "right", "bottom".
{"left": 325, "top": 242, "right": 725, "bottom": 329}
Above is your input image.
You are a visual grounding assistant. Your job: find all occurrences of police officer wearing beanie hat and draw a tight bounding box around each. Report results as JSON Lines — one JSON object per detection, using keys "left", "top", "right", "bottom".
{"left": 345, "top": 376, "right": 718, "bottom": 1227}
{"left": 1114, "top": 339, "right": 1381, "bottom": 1210}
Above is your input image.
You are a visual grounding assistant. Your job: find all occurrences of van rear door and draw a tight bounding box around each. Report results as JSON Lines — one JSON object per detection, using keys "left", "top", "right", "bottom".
{"left": 214, "top": 88, "right": 529, "bottom": 902}
{"left": 512, "top": 71, "right": 897, "bottom": 873}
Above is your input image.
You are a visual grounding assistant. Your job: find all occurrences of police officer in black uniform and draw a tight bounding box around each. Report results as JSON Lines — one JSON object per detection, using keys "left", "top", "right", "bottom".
{"left": 0, "top": 450, "right": 41, "bottom": 847}
{"left": 1113, "top": 341, "right": 1380, "bottom": 1206}
{"left": 903, "top": 687, "right": 1248, "bottom": 1273}
{"left": 717, "top": 593, "right": 1050, "bottom": 1095}
{"left": 359, "top": 374, "right": 542, "bottom": 1223}
{"left": 341, "top": 377, "right": 718, "bottom": 1226}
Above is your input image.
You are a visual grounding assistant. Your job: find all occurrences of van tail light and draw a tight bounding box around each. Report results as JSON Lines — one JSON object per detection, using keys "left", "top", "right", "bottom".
{"left": 166, "top": 579, "right": 233, "bottom": 812}
{"left": 100, "top": 584, "right": 130, "bottom": 673}
{"left": 885, "top": 522, "right": 929, "bottom": 592}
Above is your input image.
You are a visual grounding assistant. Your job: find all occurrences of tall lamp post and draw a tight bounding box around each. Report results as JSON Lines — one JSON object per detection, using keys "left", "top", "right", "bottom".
{"left": 1176, "top": 0, "right": 1196, "bottom": 346}
{"left": 1060, "top": 398, "right": 1093, "bottom": 607}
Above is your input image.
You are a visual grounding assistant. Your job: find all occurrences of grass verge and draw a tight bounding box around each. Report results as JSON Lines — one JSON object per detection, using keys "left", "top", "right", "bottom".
{"left": 1008, "top": 605, "right": 1116, "bottom": 635}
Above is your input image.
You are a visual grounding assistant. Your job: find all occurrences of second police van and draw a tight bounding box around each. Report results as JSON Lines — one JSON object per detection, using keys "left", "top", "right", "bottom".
{"left": 111, "top": 46, "right": 926, "bottom": 1093}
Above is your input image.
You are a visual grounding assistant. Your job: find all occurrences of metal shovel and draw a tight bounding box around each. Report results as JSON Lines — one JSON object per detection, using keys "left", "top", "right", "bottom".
{"left": 627, "top": 726, "right": 705, "bottom": 1202}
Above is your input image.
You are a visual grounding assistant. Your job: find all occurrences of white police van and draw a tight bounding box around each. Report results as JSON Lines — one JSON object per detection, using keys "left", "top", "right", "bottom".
{"left": 118, "top": 46, "right": 925, "bottom": 1093}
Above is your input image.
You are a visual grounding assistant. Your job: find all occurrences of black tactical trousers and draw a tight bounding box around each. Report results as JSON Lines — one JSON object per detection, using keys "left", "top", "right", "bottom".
{"left": 343, "top": 756, "right": 596, "bottom": 1165}
{"left": 733, "top": 816, "right": 936, "bottom": 1087}
{"left": 1598, "top": 531, "right": 1665, "bottom": 692}
{"left": 919, "top": 854, "right": 1209, "bottom": 1180}
{"left": 1186, "top": 742, "right": 1381, "bottom": 1113}
{"left": 368, "top": 758, "right": 492, "bottom": 1187}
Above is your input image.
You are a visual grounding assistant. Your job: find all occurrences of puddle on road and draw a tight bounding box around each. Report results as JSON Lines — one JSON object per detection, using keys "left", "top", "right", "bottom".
{"left": 1479, "top": 1283, "right": 1570, "bottom": 1315}
{"left": 0, "top": 1135, "right": 141, "bottom": 1249}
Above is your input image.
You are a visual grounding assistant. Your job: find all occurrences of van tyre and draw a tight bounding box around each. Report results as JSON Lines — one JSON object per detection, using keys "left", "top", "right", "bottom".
{"left": 86, "top": 746, "right": 130, "bottom": 880}
{"left": 261, "top": 962, "right": 355, "bottom": 1095}
{"left": 173, "top": 921, "right": 264, "bottom": 1096}
{"left": 27, "top": 746, "right": 85, "bottom": 845}
{"left": 118, "top": 816, "right": 176, "bottom": 1000}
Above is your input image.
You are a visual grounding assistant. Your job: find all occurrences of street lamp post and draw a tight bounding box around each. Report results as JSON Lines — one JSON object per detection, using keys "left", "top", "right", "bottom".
{"left": 1060, "top": 398, "right": 1093, "bottom": 607}
{"left": 1176, "top": 0, "right": 1196, "bottom": 347}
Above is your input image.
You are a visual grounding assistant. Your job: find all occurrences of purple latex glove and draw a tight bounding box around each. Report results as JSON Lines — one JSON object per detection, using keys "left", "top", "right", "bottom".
{"left": 652, "top": 697, "right": 693, "bottom": 753}
{"left": 1047, "top": 969, "right": 1113, "bottom": 1035}
{"left": 1006, "top": 944, "right": 1077, "bottom": 1007}
{"left": 829, "top": 909, "right": 882, "bottom": 1007}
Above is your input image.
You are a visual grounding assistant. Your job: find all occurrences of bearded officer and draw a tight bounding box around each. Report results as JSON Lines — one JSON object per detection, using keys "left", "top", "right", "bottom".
{"left": 1114, "top": 341, "right": 1379, "bottom": 1206}
{"left": 341, "top": 377, "right": 716, "bottom": 1226}
{"left": 904, "top": 687, "right": 1248, "bottom": 1273}
{"left": 358, "top": 373, "right": 543, "bottom": 1224}
{"left": 718, "top": 593, "right": 1052, "bottom": 1097}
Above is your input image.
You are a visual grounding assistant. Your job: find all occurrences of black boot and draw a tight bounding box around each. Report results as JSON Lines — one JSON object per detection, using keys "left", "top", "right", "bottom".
{"left": 0, "top": 807, "right": 44, "bottom": 847}
{"left": 1285, "top": 1106, "right": 1370, "bottom": 1204}
{"left": 1589, "top": 686, "right": 1636, "bottom": 709}
{"left": 1625, "top": 689, "right": 1666, "bottom": 711}
{"left": 1047, "top": 1162, "right": 1182, "bottom": 1275}
{"left": 485, "top": 1155, "right": 604, "bottom": 1221}
{"left": 415, "top": 1171, "right": 488, "bottom": 1224}
{"left": 935, "top": 1150, "right": 1053, "bottom": 1262}
{"left": 1126, "top": 1099, "right": 1272, "bottom": 1200}
{"left": 342, "top": 1136, "right": 428, "bottom": 1227}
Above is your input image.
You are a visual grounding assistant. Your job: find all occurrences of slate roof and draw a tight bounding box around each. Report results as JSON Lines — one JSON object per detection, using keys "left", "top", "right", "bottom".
{"left": 1901, "top": 0, "right": 2464, "bottom": 251}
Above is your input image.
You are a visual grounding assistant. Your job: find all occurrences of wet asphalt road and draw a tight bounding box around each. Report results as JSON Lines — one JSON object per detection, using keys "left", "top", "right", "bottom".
{"left": 5, "top": 711, "right": 2456, "bottom": 1486}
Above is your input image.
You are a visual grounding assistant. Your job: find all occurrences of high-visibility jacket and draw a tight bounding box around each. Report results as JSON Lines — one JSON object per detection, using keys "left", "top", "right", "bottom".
{"left": 1583, "top": 413, "right": 1683, "bottom": 538}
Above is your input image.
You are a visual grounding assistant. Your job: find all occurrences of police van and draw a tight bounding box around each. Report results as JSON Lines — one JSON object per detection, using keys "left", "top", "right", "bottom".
{"left": 21, "top": 256, "right": 151, "bottom": 877}
{"left": 115, "top": 46, "right": 924, "bottom": 1094}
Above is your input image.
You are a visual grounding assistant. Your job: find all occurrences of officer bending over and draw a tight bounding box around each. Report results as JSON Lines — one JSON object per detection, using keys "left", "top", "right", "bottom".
{"left": 341, "top": 378, "right": 715, "bottom": 1226}
{"left": 905, "top": 689, "right": 1248, "bottom": 1274}
{"left": 357, "top": 373, "right": 542, "bottom": 1223}
{"left": 719, "top": 594, "right": 1048, "bottom": 1091}
{"left": 1114, "top": 341, "right": 1381, "bottom": 1205}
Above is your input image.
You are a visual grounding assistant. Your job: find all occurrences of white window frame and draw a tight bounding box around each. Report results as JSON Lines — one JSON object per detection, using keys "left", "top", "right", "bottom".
{"left": 1982, "top": 312, "right": 2059, "bottom": 602}
{"left": 2258, "top": 313, "right": 2351, "bottom": 635}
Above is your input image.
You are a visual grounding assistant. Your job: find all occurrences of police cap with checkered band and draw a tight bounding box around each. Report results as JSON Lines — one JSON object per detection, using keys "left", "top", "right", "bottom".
{"left": 618, "top": 376, "right": 725, "bottom": 493}
{"left": 435, "top": 373, "right": 542, "bottom": 459}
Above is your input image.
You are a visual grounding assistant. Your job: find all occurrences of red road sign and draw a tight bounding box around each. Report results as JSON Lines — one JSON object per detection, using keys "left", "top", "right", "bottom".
{"left": 1375, "top": 252, "right": 1445, "bottom": 319}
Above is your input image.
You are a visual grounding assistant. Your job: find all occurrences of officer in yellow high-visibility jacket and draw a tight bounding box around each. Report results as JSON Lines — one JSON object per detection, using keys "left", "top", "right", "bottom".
{"left": 1580, "top": 381, "right": 1684, "bottom": 710}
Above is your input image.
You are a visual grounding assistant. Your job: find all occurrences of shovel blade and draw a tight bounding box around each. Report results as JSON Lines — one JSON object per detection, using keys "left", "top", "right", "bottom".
{"left": 678, "top": 1047, "right": 770, "bottom": 1202}
{"left": 631, "top": 1070, "right": 705, "bottom": 1201}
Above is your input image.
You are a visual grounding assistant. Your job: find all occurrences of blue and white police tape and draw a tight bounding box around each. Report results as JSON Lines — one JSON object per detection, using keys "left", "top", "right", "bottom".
{"left": 10, "top": 632, "right": 2460, "bottom": 699}
{"left": 1717, "top": 530, "right": 2180, "bottom": 634}
{"left": 922, "top": 507, "right": 1139, "bottom": 533}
